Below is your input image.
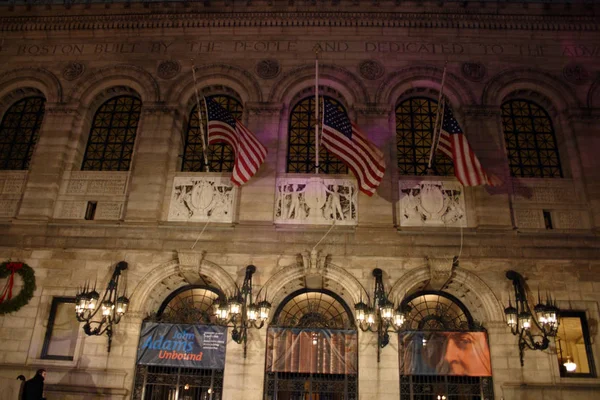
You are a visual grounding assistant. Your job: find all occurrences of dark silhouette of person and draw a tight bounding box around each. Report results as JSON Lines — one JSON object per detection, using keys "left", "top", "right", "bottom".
{"left": 21, "top": 369, "right": 46, "bottom": 400}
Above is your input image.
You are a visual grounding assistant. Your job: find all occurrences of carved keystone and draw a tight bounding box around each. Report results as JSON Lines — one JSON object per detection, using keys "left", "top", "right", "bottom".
{"left": 427, "top": 256, "right": 455, "bottom": 291}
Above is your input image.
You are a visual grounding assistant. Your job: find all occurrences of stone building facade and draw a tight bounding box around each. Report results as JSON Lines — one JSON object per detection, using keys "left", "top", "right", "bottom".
{"left": 0, "top": 0, "right": 599, "bottom": 399}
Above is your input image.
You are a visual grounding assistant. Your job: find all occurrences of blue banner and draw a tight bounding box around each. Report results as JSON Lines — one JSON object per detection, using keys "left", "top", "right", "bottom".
{"left": 136, "top": 322, "right": 227, "bottom": 369}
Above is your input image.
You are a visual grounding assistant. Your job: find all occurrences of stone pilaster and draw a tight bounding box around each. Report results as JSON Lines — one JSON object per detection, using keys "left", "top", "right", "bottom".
{"left": 124, "top": 105, "right": 178, "bottom": 222}
{"left": 222, "top": 327, "right": 267, "bottom": 400}
{"left": 236, "top": 103, "right": 282, "bottom": 223}
{"left": 462, "top": 105, "right": 513, "bottom": 229}
{"left": 17, "top": 104, "right": 81, "bottom": 220}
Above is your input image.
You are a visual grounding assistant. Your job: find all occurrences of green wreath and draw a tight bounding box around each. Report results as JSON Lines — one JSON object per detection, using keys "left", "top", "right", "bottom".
{"left": 0, "top": 261, "right": 36, "bottom": 315}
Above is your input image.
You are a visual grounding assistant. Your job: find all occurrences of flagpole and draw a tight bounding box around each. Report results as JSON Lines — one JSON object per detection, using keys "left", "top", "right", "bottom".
{"left": 191, "top": 60, "right": 210, "bottom": 172}
{"left": 314, "top": 46, "right": 320, "bottom": 175}
{"left": 427, "top": 62, "right": 448, "bottom": 173}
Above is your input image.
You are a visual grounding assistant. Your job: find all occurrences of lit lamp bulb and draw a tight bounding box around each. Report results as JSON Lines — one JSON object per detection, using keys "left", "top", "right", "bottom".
{"left": 228, "top": 297, "right": 241, "bottom": 316}
{"left": 247, "top": 304, "right": 258, "bottom": 322}
{"left": 354, "top": 301, "right": 367, "bottom": 323}
{"left": 380, "top": 299, "right": 394, "bottom": 321}
{"left": 504, "top": 302, "right": 518, "bottom": 330}
{"left": 258, "top": 300, "right": 271, "bottom": 322}
{"left": 518, "top": 311, "right": 532, "bottom": 330}
{"left": 366, "top": 309, "right": 375, "bottom": 325}
{"left": 564, "top": 358, "right": 577, "bottom": 372}
{"left": 101, "top": 301, "right": 113, "bottom": 317}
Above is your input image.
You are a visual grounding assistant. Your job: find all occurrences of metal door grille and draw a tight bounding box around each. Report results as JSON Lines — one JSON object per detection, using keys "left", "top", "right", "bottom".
{"left": 399, "top": 375, "right": 493, "bottom": 400}
{"left": 133, "top": 365, "right": 223, "bottom": 400}
{"left": 265, "top": 372, "right": 357, "bottom": 400}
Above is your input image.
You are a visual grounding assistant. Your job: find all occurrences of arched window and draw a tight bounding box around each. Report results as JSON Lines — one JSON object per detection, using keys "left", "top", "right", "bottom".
{"left": 81, "top": 95, "right": 141, "bottom": 171}
{"left": 0, "top": 96, "right": 45, "bottom": 170}
{"left": 266, "top": 289, "right": 357, "bottom": 400}
{"left": 181, "top": 95, "right": 242, "bottom": 172}
{"left": 398, "top": 291, "right": 493, "bottom": 400}
{"left": 287, "top": 96, "right": 348, "bottom": 174}
{"left": 501, "top": 99, "right": 563, "bottom": 178}
{"left": 133, "top": 285, "right": 225, "bottom": 400}
{"left": 396, "top": 97, "right": 454, "bottom": 176}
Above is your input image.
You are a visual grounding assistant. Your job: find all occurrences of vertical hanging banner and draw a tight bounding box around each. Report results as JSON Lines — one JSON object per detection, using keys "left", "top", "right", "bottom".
{"left": 136, "top": 322, "right": 227, "bottom": 369}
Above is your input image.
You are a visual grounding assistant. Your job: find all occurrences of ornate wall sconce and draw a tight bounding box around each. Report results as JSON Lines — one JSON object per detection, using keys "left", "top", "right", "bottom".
{"left": 504, "top": 270, "right": 559, "bottom": 366}
{"left": 75, "top": 261, "right": 129, "bottom": 352}
{"left": 354, "top": 268, "right": 411, "bottom": 362}
{"left": 212, "top": 265, "right": 271, "bottom": 358}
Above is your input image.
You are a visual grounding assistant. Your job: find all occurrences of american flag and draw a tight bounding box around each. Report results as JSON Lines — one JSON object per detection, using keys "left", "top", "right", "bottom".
{"left": 437, "top": 104, "right": 493, "bottom": 186}
{"left": 321, "top": 99, "right": 386, "bottom": 196}
{"left": 204, "top": 96, "right": 267, "bottom": 186}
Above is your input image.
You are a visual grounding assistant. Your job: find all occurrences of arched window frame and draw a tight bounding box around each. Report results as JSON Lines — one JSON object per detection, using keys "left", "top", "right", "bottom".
{"left": 155, "top": 284, "right": 225, "bottom": 325}
{"left": 286, "top": 94, "right": 349, "bottom": 175}
{"left": 180, "top": 94, "right": 242, "bottom": 173}
{"left": 501, "top": 98, "right": 564, "bottom": 179}
{"left": 395, "top": 96, "right": 454, "bottom": 177}
{"left": 400, "top": 290, "right": 478, "bottom": 332}
{"left": 81, "top": 94, "right": 142, "bottom": 172}
{"left": 0, "top": 95, "right": 46, "bottom": 170}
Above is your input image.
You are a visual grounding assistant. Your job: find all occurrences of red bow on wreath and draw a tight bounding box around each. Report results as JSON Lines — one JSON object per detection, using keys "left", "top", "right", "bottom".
{"left": 0, "top": 262, "right": 23, "bottom": 304}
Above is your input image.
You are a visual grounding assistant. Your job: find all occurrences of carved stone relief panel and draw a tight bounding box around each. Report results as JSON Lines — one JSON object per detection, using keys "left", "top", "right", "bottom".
{"left": 398, "top": 180, "right": 466, "bottom": 228}
{"left": 168, "top": 176, "right": 237, "bottom": 223}
{"left": 511, "top": 179, "right": 589, "bottom": 230}
{"left": 274, "top": 177, "right": 357, "bottom": 226}
{"left": 55, "top": 201, "right": 87, "bottom": 220}
{"left": 63, "top": 171, "right": 128, "bottom": 196}
{"left": 0, "top": 171, "right": 27, "bottom": 218}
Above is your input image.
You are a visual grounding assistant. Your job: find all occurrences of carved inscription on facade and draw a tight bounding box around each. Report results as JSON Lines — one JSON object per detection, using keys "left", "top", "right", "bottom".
{"left": 275, "top": 177, "right": 357, "bottom": 226}
{"left": 0, "top": 171, "right": 27, "bottom": 218}
{"left": 168, "top": 176, "right": 236, "bottom": 223}
{"left": 398, "top": 180, "right": 466, "bottom": 228}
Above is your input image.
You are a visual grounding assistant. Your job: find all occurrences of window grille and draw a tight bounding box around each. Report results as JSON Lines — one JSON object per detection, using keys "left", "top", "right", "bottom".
{"left": 286, "top": 96, "right": 348, "bottom": 174}
{"left": 0, "top": 96, "right": 45, "bottom": 170}
{"left": 396, "top": 97, "right": 454, "bottom": 176}
{"left": 501, "top": 99, "right": 562, "bottom": 178}
{"left": 181, "top": 95, "right": 242, "bottom": 172}
{"left": 81, "top": 95, "right": 141, "bottom": 171}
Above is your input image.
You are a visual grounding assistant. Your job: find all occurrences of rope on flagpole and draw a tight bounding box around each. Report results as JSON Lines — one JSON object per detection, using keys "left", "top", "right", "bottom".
{"left": 191, "top": 60, "right": 210, "bottom": 172}
{"left": 314, "top": 46, "right": 320, "bottom": 175}
{"left": 427, "top": 62, "right": 448, "bottom": 173}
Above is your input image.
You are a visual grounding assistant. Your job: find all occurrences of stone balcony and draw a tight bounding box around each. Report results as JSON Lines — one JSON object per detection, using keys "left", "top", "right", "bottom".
{"left": 274, "top": 176, "right": 358, "bottom": 226}
{"left": 167, "top": 174, "right": 237, "bottom": 224}
{"left": 397, "top": 177, "right": 467, "bottom": 228}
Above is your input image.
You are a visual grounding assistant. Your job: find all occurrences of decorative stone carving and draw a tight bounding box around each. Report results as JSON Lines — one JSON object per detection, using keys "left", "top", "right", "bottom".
{"left": 358, "top": 60, "right": 385, "bottom": 80}
{"left": 168, "top": 176, "right": 236, "bottom": 223}
{"left": 514, "top": 209, "right": 543, "bottom": 229}
{"left": 62, "top": 62, "right": 85, "bottom": 81}
{"left": 398, "top": 180, "right": 466, "bottom": 227}
{"left": 427, "top": 256, "right": 456, "bottom": 291}
{"left": 95, "top": 202, "right": 123, "bottom": 220}
{"left": 461, "top": 62, "right": 486, "bottom": 82}
{"left": 64, "top": 172, "right": 128, "bottom": 196}
{"left": 563, "top": 63, "right": 589, "bottom": 85}
{"left": 255, "top": 59, "right": 281, "bottom": 80}
{"left": 157, "top": 60, "right": 181, "bottom": 80}
{"left": 275, "top": 177, "right": 357, "bottom": 226}
{"left": 297, "top": 249, "right": 330, "bottom": 274}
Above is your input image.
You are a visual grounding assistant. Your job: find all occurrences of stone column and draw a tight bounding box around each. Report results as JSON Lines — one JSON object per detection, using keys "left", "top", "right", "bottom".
{"left": 354, "top": 104, "right": 395, "bottom": 227}
{"left": 358, "top": 329, "right": 400, "bottom": 400}
{"left": 124, "top": 104, "right": 178, "bottom": 222}
{"left": 17, "top": 104, "right": 81, "bottom": 220}
{"left": 236, "top": 103, "right": 282, "bottom": 223}
{"left": 222, "top": 327, "right": 267, "bottom": 400}
{"left": 461, "top": 106, "right": 513, "bottom": 229}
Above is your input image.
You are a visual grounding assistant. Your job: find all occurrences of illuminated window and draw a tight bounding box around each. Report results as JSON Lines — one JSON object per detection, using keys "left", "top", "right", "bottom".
{"left": 501, "top": 99, "right": 562, "bottom": 178}
{"left": 557, "top": 311, "right": 596, "bottom": 377}
{"left": 41, "top": 297, "right": 79, "bottom": 360}
{"left": 272, "top": 289, "right": 354, "bottom": 329}
{"left": 0, "top": 96, "right": 45, "bottom": 170}
{"left": 81, "top": 95, "right": 141, "bottom": 171}
{"left": 156, "top": 285, "right": 223, "bottom": 324}
{"left": 182, "top": 95, "right": 242, "bottom": 172}
{"left": 286, "top": 96, "right": 348, "bottom": 174}
{"left": 395, "top": 97, "right": 454, "bottom": 176}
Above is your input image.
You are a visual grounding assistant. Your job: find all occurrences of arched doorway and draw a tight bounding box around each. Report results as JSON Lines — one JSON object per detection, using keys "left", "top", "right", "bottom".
{"left": 133, "top": 285, "right": 226, "bottom": 400}
{"left": 398, "top": 291, "right": 494, "bottom": 400}
{"left": 264, "top": 289, "right": 358, "bottom": 400}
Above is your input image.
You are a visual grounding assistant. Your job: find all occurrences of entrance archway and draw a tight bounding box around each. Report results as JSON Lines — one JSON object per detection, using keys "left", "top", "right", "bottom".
{"left": 398, "top": 291, "right": 494, "bottom": 400}
{"left": 133, "top": 285, "right": 226, "bottom": 400}
{"left": 264, "top": 289, "right": 358, "bottom": 400}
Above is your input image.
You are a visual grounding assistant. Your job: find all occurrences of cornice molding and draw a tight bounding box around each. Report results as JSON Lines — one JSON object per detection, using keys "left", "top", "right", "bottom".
{"left": 0, "top": 11, "right": 597, "bottom": 32}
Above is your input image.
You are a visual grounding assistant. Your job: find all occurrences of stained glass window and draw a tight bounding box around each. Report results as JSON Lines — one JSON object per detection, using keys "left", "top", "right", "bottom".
{"left": 287, "top": 96, "right": 348, "bottom": 174}
{"left": 81, "top": 96, "right": 141, "bottom": 171}
{"left": 0, "top": 96, "right": 45, "bottom": 170}
{"left": 182, "top": 95, "right": 242, "bottom": 172}
{"left": 501, "top": 99, "right": 563, "bottom": 178}
{"left": 396, "top": 97, "right": 454, "bottom": 176}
